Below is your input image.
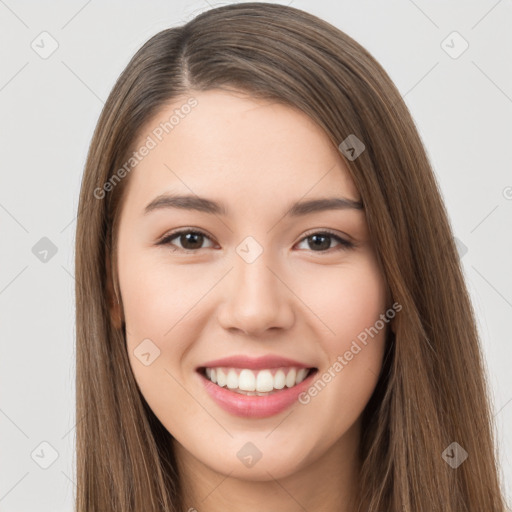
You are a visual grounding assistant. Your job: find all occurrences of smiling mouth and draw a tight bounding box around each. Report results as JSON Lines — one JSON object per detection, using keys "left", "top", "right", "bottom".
{"left": 198, "top": 366, "right": 318, "bottom": 396}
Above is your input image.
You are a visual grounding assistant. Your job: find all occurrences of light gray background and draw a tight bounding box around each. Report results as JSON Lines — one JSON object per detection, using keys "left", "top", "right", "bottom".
{"left": 1, "top": 0, "right": 511, "bottom": 510}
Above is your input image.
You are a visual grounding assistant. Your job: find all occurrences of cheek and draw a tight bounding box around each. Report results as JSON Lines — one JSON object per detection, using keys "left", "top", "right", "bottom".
{"left": 118, "top": 253, "right": 206, "bottom": 428}
{"left": 119, "top": 252, "right": 208, "bottom": 341}
{"left": 294, "top": 255, "right": 388, "bottom": 413}
{"left": 118, "top": 253, "right": 201, "bottom": 396}
{"left": 296, "top": 255, "right": 388, "bottom": 350}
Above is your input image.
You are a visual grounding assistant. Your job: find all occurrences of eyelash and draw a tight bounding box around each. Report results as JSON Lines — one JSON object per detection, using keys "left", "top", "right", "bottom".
{"left": 157, "top": 228, "right": 355, "bottom": 254}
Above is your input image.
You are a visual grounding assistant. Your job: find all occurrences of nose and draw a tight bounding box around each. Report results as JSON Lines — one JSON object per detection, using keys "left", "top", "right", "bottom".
{"left": 216, "top": 252, "right": 295, "bottom": 336}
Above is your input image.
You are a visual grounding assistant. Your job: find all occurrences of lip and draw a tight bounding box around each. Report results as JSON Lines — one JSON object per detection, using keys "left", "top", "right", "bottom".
{"left": 197, "top": 354, "right": 313, "bottom": 371}
{"left": 197, "top": 367, "right": 318, "bottom": 419}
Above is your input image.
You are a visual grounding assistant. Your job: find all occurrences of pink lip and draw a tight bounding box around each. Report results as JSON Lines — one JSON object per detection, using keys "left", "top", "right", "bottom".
{"left": 197, "top": 368, "right": 318, "bottom": 419}
{"left": 198, "top": 354, "right": 313, "bottom": 371}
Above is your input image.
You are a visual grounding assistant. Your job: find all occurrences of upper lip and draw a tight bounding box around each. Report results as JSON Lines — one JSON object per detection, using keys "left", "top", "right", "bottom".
{"left": 198, "top": 355, "right": 315, "bottom": 371}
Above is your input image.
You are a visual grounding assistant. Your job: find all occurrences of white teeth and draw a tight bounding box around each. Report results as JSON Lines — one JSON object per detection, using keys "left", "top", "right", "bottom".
{"left": 239, "top": 369, "right": 256, "bottom": 391}
{"left": 216, "top": 368, "right": 226, "bottom": 387}
{"left": 256, "top": 369, "right": 274, "bottom": 392}
{"left": 226, "top": 369, "right": 238, "bottom": 389}
{"left": 285, "top": 368, "right": 296, "bottom": 388}
{"left": 203, "top": 366, "right": 311, "bottom": 392}
{"left": 296, "top": 368, "right": 308, "bottom": 383}
{"left": 274, "top": 369, "right": 286, "bottom": 389}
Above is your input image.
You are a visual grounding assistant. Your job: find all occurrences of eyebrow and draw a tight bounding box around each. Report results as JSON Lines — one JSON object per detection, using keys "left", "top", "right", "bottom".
{"left": 143, "top": 193, "right": 364, "bottom": 217}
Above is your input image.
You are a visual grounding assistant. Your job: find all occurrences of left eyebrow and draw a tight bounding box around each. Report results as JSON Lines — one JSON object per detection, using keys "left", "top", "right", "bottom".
{"left": 143, "top": 193, "right": 364, "bottom": 217}
{"left": 287, "top": 197, "right": 364, "bottom": 216}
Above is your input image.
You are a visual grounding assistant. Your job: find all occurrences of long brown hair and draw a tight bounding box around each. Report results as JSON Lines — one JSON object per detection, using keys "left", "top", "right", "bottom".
{"left": 74, "top": 3, "right": 508, "bottom": 510}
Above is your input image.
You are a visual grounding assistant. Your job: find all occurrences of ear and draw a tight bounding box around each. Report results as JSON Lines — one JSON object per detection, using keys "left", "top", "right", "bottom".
{"left": 105, "top": 252, "right": 124, "bottom": 329}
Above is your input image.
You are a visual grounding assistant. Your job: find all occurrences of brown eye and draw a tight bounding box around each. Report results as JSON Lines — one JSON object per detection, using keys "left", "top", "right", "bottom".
{"left": 307, "top": 234, "right": 332, "bottom": 251}
{"left": 158, "top": 229, "right": 354, "bottom": 254}
{"left": 159, "top": 230, "right": 215, "bottom": 252}
{"left": 297, "top": 231, "right": 354, "bottom": 253}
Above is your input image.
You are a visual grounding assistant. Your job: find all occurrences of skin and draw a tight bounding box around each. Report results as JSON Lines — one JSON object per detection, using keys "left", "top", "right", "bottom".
{"left": 111, "top": 89, "right": 390, "bottom": 512}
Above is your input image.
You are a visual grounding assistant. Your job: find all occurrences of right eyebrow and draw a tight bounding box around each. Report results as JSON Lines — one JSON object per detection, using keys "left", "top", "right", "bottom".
{"left": 287, "top": 197, "right": 364, "bottom": 216}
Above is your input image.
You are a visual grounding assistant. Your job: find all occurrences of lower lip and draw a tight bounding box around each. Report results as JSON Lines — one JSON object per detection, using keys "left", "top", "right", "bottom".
{"left": 198, "top": 369, "right": 317, "bottom": 418}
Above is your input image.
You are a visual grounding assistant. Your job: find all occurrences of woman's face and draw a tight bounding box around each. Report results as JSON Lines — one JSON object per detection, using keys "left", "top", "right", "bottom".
{"left": 113, "top": 89, "right": 389, "bottom": 482}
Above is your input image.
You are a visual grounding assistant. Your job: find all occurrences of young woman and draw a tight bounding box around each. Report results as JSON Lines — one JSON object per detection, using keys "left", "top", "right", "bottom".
{"left": 74, "top": 3, "right": 508, "bottom": 511}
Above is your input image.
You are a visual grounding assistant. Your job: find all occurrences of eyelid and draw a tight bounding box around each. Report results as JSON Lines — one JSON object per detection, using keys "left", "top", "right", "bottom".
{"left": 157, "top": 227, "right": 217, "bottom": 249}
{"left": 300, "top": 227, "right": 353, "bottom": 243}
{"left": 296, "top": 228, "right": 355, "bottom": 251}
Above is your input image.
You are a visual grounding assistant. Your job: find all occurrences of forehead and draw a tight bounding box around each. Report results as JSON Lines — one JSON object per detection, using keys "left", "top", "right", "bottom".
{"left": 124, "top": 89, "right": 360, "bottom": 211}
